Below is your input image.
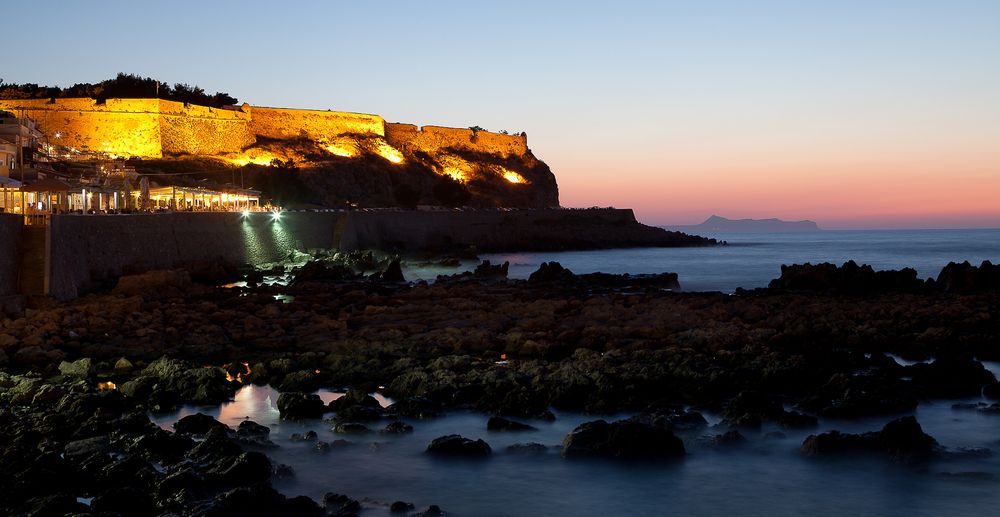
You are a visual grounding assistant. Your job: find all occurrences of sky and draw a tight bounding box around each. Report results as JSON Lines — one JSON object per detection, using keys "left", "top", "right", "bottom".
{"left": 3, "top": 0, "right": 998, "bottom": 228}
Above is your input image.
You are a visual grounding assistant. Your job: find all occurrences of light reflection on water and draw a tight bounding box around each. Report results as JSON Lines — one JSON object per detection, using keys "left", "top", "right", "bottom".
{"left": 152, "top": 385, "right": 1000, "bottom": 516}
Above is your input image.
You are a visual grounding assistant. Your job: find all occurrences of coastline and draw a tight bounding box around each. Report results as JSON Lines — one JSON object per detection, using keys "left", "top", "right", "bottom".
{"left": 1, "top": 258, "right": 998, "bottom": 513}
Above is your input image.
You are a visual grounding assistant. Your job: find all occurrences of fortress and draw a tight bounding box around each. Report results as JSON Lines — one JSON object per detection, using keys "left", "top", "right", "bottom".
{"left": 0, "top": 97, "right": 529, "bottom": 160}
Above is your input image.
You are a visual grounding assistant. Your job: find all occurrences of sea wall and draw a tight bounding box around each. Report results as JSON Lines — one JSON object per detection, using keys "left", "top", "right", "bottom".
{"left": 46, "top": 212, "right": 346, "bottom": 300}
{"left": 385, "top": 123, "right": 528, "bottom": 158}
{"left": 248, "top": 106, "right": 385, "bottom": 142}
{"left": 340, "top": 209, "right": 658, "bottom": 252}
{"left": 0, "top": 214, "right": 21, "bottom": 296}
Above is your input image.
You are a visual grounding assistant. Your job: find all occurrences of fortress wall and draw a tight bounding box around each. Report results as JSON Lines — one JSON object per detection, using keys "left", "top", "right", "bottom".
{"left": 0, "top": 214, "right": 21, "bottom": 296}
{"left": 249, "top": 107, "right": 385, "bottom": 142}
{"left": 160, "top": 115, "right": 255, "bottom": 155}
{"left": 46, "top": 212, "right": 346, "bottom": 300}
{"left": 385, "top": 123, "right": 528, "bottom": 158}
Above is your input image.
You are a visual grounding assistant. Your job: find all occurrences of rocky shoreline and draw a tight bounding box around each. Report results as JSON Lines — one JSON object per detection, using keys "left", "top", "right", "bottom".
{"left": 1, "top": 258, "right": 999, "bottom": 515}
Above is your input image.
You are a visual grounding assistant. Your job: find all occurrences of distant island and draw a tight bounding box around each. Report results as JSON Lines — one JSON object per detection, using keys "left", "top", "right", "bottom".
{"left": 666, "top": 215, "right": 821, "bottom": 233}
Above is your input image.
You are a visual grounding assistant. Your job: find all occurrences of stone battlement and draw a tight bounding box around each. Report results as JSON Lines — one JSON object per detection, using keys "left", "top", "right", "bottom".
{"left": 0, "top": 98, "right": 529, "bottom": 159}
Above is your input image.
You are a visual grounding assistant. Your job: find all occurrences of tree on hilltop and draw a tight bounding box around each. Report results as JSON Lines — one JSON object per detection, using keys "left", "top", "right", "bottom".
{"left": 0, "top": 73, "right": 239, "bottom": 107}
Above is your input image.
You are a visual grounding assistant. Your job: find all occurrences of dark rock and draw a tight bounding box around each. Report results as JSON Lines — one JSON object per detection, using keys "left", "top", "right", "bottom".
{"left": 506, "top": 442, "right": 549, "bottom": 454}
{"left": 290, "top": 430, "right": 319, "bottom": 442}
{"left": 529, "top": 262, "right": 575, "bottom": 283}
{"left": 487, "top": 416, "right": 537, "bottom": 431}
{"left": 292, "top": 261, "right": 355, "bottom": 284}
{"left": 174, "top": 412, "right": 230, "bottom": 436}
{"left": 64, "top": 435, "right": 111, "bottom": 459}
{"left": 330, "top": 388, "right": 381, "bottom": 410}
{"left": 236, "top": 420, "right": 273, "bottom": 447}
{"left": 426, "top": 434, "right": 492, "bottom": 457}
{"left": 908, "top": 356, "right": 997, "bottom": 398}
{"left": 371, "top": 257, "right": 405, "bottom": 283}
{"left": 711, "top": 430, "right": 747, "bottom": 447}
{"left": 58, "top": 357, "right": 95, "bottom": 379}
{"left": 323, "top": 492, "right": 361, "bottom": 514}
{"left": 768, "top": 261, "right": 927, "bottom": 293}
{"left": 983, "top": 382, "right": 1000, "bottom": 400}
{"left": 276, "top": 392, "right": 326, "bottom": 420}
{"left": 474, "top": 260, "right": 509, "bottom": 279}
{"left": 332, "top": 422, "right": 371, "bottom": 435}
{"left": 334, "top": 404, "right": 382, "bottom": 422}
{"left": 390, "top": 500, "right": 416, "bottom": 512}
{"left": 113, "top": 269, "right": 192, "bottom": 297}
{"left": 381, "top": 421, "right": 414, "bottom": 434}
{"left": 414, "top": 504, "right": 446, "bottom": 516}
{"left": 936, "top": 260, "right": 1000, "bottom": 293}
{"left": 90, "top": 486, "right": 156, "bottom": 516}
{"left": 387, "top": 396, "right": 441, "bottom": 418}
{"left": 562, "top": 419, "right": 685, "bottom": 459}
{"left": 205, "top": 451, "right": 272, "bottom": 486}
{"left": 801, "top": 416, "right": 937, "bottom": 463}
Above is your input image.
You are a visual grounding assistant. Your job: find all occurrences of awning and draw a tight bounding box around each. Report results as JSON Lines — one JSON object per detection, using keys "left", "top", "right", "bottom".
{"left": 0, "top": 176, "right": 21, "bottom": 188}
{"left": 21, "top": 177, "right": 73, "bottom": 192}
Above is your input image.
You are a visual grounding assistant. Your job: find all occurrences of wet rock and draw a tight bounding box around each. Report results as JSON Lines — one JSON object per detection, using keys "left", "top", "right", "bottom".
{"left": 562, "top": 419, "right": 685, "bottom": 459}
{"left": 908, "top": 356, "right": 997, "bottom": 398}
{"left": 205, "top": 451, "right": 272, "bottom": 486}
{"left": 324, "top": 492, "right": 361, "bottom": 514}
{"left": 291, "top": 261, "right": 354, "bottom": 284}
{"left": 276, "top": 392, "right": 326, "bottom": 420}
{"left": 487, "top": 416, "right": 537, "bottom": 431}
{"left": 370, "top": 258, "right": 405, "bottom": 283}
{"left": 768, "top": 261, "right": 927, "bottom": 293}
{"left": 722, "top": 391, "right": 814, "bottom": 429}
{"left": 390, "top": 500, "right": 416, "bottom": 512}
{"left": 529, "top": 261, "right": 575, "bottom": 283}
{"left": 381, "top": 421, "right": 414, "bottom": 434}
{"left": 413, "top": 504, "right": 446, "bottom": 516}
{"left": 58, "top": 357, "right": 94, "bottom": 379}
{"left": 333, "top": 404, "right": 382, "bottom": 422}
{"left": 506, "top": 442, "right": 549, "bottom": 455}
{"left": 387, "top": 396, "right": 441, "bottom": 419}
{"left": 329, "top": 388, "right": 381, "bottom": 410}
{"left": 290, "top": 430, "right": 319, "bottom": 442}
{"left": 473, "top": 260, "right": 509, "bottom": 279}
{"left": 801, "top": 416, "right": 937, "bottom": 463}
{"left": 426, "top": 435, "right": 492, "bottom": 457}
{"left": 113, "top": 357, "right": 135, "bottom": 373}
{"left": 64, "top": 435, "right": 110, "bottom": 459}
{"left": 332, "top": 422, "right": 371, "bottom": 435}
{"left": 711, "top": 430, "right": 747, "bottom": 447}
{"left": 936, "top": 260, "right": 1000, "bottom": 293}
{"left": 113, "top": 269, "right": 192, "bottom": 297}
{"left": 983, "top": 382, "right": 1000, "bottom": 400}
{"left": 90, "top": 486, "right": 156, "bottom": 516}
{"left": 15, "top": 495, "right": 88, "bottom": 516}
{"left": 236, "top": 420, "right": 274, "bottom": 447}
{"left": 174, "top": 412, "right": 230, "bottom": 436}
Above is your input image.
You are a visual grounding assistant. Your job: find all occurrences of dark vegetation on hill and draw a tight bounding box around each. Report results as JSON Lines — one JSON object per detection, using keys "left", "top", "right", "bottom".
{"left": 0, "top": 73, "right": 238, "bottom": 108}
{"left": 135, "top": 138, "right": 559, "bottom": 209}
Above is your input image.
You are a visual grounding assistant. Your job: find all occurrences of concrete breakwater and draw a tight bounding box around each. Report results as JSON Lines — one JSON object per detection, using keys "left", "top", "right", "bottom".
{"left": 1, "top": 209, "right": 711, "bottom": 300}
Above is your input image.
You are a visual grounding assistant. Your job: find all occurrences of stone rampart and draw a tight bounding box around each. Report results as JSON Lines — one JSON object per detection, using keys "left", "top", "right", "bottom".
{"left": 0, "top": 214, "right": 21, "bottom": 296}
{"left": 248, "top": 106, "right": 385, "bottom": 141}
{"left": 385, "top": 123, "right": 528, "bottom": 158}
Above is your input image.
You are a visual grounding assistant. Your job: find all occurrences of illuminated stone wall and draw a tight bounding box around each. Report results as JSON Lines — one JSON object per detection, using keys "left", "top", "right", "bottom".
{"left": 248, "top": 106, "right": 385, "bottom": 141}
{"left": 158, "top": 101, "right": 254, "bottom": 155}
{"left": 385, "top": 123, "right": 529, "bottom": 158}
{"left": 0, "top": 98, "right": 164, "bottom": 157}
{"left": 0, "top": 214, "right": 21, "bottom": 296}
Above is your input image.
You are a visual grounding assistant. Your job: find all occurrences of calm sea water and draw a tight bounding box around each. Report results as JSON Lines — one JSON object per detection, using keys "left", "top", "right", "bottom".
{"left": 155, "top": 363, "right": 1000, "bottom": 517}
{"left": 185, "top": 229, "right": 1000, "bottom": 514}
{"left": 402, "top": 229, "right": 1000, "bottom": 292}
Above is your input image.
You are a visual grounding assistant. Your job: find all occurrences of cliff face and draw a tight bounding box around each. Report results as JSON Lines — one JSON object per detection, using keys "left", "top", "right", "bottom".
{"left": 1, "top": 97, "right": 559, "bottom": 208}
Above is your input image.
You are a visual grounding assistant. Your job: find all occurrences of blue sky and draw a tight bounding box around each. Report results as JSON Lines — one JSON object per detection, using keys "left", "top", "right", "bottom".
{"left": 4, "top": 0, "right": 999, "bottom": 227}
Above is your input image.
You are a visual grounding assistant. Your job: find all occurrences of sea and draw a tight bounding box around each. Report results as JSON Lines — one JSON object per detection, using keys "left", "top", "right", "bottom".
{"left": 403, "top": 228, "right": 1000, "bottom": 292}
{"left": 170, "top": 228, "right": 1000, "bottom": 516}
